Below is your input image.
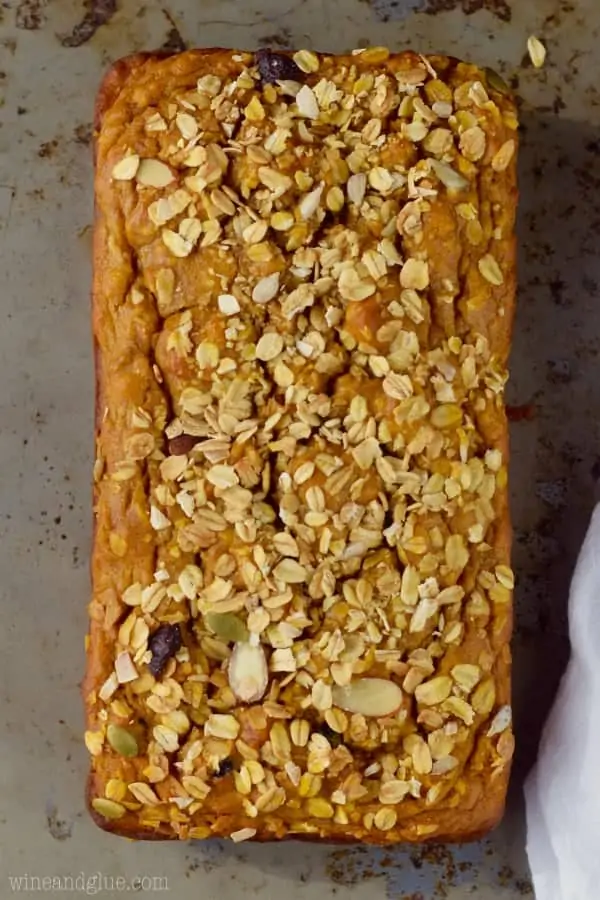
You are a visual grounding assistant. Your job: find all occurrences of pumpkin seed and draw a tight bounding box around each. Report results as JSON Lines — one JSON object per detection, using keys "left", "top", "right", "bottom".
{"left": 106, "top": 724, "right": 138, "bottom": 758}
{"left": 485, "top": 67, "right": 510, "bottom": 96}
{"left": 205, "top": 612, "right": 248, "bottom": 643}
{"left": 91, "top": 798, "right": 126, "bottom": 819}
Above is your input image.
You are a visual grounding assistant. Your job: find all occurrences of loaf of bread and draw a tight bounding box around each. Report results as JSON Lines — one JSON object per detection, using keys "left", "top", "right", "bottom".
{"left": 85, "top": 47, "right": 517, "bottom": 843}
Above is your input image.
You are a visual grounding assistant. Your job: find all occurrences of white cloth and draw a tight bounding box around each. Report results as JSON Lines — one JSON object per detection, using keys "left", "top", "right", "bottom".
{"left": 525, "top": 504, "right": 600, "bottom": 900}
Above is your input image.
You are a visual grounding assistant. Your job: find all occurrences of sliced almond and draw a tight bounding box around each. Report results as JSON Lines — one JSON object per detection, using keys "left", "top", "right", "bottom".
{"left": 137, "top": 159, "right": 175, "bottom": 188}
{"left": 331, "top": 678, "right": 404, "bottom": 717}
{"left": 176, "top": 112, "right": 198, "bottom": 139}
{"left": 228, "top": 641, "right": 268, "bottom": 703}
{"left": 112, "top": 154, "right": 140, "bottom": 181}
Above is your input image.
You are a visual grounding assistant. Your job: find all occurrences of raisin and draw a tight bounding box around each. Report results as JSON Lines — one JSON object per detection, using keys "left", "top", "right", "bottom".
{"left": 148, "top": 623, "right": 182, "bottom": 676}
{"left": 215, "top": 758, "right": 234, "bottom": 778}
{"left": 168, "top": 433, "right": 201, "bottom": 455}
{"left": 255, "top": 49, "right": 304, "bottom": 85}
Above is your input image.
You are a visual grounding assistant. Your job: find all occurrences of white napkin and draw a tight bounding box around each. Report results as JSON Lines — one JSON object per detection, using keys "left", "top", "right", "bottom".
{"left": 525, "top": 503, "right": 600, "bottom": 900}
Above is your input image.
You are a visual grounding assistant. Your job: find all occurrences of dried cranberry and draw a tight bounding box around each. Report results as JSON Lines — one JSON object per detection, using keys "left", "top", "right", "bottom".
{"left": 255, "top": 49, "right": 304, "bottom": 85}
{"left": 168, "top": 433, "right": 201, "bottom": 455}
{"left": 148, "top": 623, "right": 182, "bottom": 676}
{"left": 215, "top": 758, "right": 234, "bottom": 778}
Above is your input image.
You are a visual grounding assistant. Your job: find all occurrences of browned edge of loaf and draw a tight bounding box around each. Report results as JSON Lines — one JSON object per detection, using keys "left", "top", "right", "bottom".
{"left": 86, "top": 49, "right": 515, "bottom": 843}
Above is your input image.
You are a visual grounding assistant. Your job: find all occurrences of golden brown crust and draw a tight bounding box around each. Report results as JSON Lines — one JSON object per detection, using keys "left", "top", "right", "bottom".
{"left": 86, "top": 47, "right": 517, "bottom": 843}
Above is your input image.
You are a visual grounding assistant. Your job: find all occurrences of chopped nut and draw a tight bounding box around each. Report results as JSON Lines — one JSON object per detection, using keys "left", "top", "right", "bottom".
{"left": 218, "top": 294, "right": 241, "bottom": 315}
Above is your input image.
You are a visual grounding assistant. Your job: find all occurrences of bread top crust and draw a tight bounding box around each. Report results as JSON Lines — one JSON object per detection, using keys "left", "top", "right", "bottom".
{"left": 86, "top": 48, "right": 517, "bottom": 842}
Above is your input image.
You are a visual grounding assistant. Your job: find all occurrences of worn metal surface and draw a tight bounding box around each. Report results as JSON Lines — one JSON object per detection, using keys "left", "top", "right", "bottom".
{"left": 1, "top": 0, "right": 598, "bottom": 896}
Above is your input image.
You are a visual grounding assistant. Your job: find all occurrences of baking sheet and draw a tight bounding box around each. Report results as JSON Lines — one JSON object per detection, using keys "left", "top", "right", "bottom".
{"left": 2, "top": 0, "right": 599, "bottom": 896}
